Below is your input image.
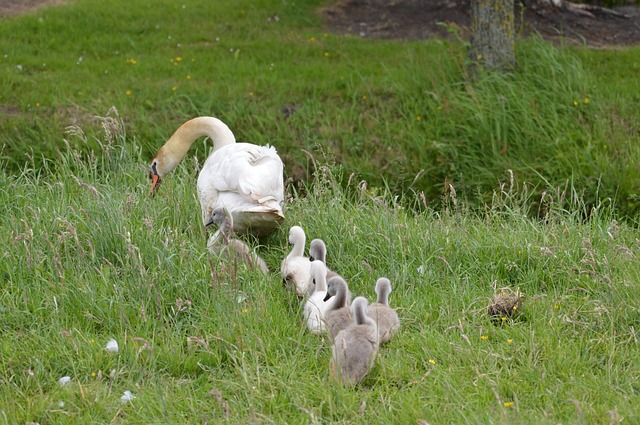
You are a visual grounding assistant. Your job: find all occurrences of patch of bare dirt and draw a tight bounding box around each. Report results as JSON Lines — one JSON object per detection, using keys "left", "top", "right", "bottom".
{"left": 321, "top": 0, "right": 640, "bottom": 47}
{"left": 0, "top": 0, "right": 64, "bottom": 17}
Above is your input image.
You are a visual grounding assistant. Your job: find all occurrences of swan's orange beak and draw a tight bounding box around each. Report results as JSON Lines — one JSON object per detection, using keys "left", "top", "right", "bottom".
{"left": 150, "top": 173, "right": 161, "bottom": 196}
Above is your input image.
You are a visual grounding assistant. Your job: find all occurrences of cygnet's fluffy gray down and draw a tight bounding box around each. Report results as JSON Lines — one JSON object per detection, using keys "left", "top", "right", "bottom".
{"left": 323, "top": 276, "right": 352, "bottom": 339}
{"left": 306, "top": 238, "right": 339, "bottom": 296}
{"left": 206, "top": 208, "right": 269, "bottom": 274}
{"left": 331, "top": 296, "right": 378, "bottom": 387}
{"left": 367, "top": 277, "right": 400, "bottom": 344}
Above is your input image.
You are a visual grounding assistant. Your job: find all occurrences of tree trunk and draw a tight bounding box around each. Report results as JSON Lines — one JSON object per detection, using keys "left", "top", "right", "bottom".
{"left": 468, "top": 0, "right": 515, "bottom": 73}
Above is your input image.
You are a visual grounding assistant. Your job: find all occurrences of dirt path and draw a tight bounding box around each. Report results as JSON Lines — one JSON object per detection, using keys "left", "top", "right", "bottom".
{"left": 0, "top": 0, "right": 64, "bottom": 17}
{"left": 322, "top": 0, "right": 640, "bottom": 47}
{"left": 2, "top": 0, "right": 639, "bottom": 47}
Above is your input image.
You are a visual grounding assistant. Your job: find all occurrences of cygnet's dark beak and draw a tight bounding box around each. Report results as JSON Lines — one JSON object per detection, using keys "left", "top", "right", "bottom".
{"left": 323, "top": 292, "right": 332, "bottom": 302}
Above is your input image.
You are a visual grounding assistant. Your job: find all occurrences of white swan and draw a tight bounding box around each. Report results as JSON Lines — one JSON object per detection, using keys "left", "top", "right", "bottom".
{"left": 331, "top": 296, "right": 378, "bottom": 387}
{"left": 323, "top": 276, "right": 352, "bottom": 339}
{"left": 149, "top": 117, "right": 285, "bottom": 236}
{"left": 367, "top": 277, "right": 400, "bottom": 344}
{"left": 303, "top": 260, "right": 332, "bottom": 334}
{"left": 306, "top": 238, "right": 338, "bottom": 296}
{"left": 280, "top": 226, "right": 311, "bottom": 297}
{"left": 206, "top": 208, "right": 269, "bottom": 275}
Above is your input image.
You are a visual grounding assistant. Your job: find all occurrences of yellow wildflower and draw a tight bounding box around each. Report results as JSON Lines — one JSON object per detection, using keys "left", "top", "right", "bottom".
{"left": 504, "top": 401, "right": 514, "bottom": 408}
{"left": 481, "top": 335, "right": 488, "bottom": 341}
{"left": 428, "top": 359, "right": 436, "bottom": 365}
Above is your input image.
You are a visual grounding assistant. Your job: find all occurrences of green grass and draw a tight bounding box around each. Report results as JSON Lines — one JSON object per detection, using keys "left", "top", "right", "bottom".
{"left": 1, "top": 0, "right": 640, "bottom": 423}
{"left": 1, "top": 116, "right": 640, "bottom": 423}
{"left": 1, "top": 0, "right": 640, "bottom": 216}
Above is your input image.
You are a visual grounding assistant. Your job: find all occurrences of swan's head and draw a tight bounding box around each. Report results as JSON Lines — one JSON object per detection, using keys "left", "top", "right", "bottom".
{"left": 309, "top": 238, "right": 326, "bottom": 262}
{"left": 324, "top": 276, "right": 347, "bottom": 302}
{"left": 206, "top": 208, "right": 225, "bottom": 228}
{"left": 288, "top": 226, "right": 305, "bottom": 245}
{"left": 351, "top": 296, "right": 369, "bottom": 316}
{"left": 148, "top": 149, "right": 179, "bottom": 196}
{"left": 375, "top": 278, "right": 392, "bottom": 295}
{"left": 206, "top": 208, "right": 233, "bottom": 230}
{"left": 375, "top": 277, "right": 392, "bottom": 304}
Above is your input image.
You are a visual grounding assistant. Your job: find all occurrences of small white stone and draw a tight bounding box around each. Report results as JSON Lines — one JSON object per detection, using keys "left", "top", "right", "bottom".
{"left": 58, "top": 376, "right": 71, "bottom": 386}
{"left": 57, "top": 401, "right": 65, "bottom": 408}
{"left": 120, "top": 390, "right": 136, "bottom": 403}
{"left": 105, "top": 338, "right": 119, "bottom": 353}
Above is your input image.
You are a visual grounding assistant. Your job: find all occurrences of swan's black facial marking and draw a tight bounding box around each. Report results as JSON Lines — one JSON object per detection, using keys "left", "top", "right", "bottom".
{"left": 309, "top": 256, "right": 315, "bottom": 262}
{"left": 149, "top": 161, "right": 159, "bottom": 180}
{"left": 149, "top": 160, "right": 162, "bottom": 196}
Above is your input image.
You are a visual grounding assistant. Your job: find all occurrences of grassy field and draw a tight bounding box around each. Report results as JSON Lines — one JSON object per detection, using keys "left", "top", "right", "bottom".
{"left": 1, "top": 0, "right": 640, "bottom": 215}
{"left": 1, "top": 0, "right": 640, "bottom": 423}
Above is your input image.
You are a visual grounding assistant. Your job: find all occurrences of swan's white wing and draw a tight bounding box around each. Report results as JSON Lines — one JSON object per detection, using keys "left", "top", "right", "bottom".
{"left": 197, "top": 143, "right": 285, "bottom": 234}
{"left": 281, "top": 256, "right": 312, "bottom": 297}
{"left": 304, "top": 292, "right": 328, "bottom": 334}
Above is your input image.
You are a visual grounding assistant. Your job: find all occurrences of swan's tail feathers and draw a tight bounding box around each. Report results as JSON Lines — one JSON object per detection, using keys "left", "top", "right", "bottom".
{"left": 256, "top": 195, "right": 277, "bottom": 204}
{"left": 230, "top": 209, "right": 285, "bottom": 236}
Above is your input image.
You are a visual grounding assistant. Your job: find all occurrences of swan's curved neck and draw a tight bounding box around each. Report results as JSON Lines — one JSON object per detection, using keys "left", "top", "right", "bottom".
{"left": 334, "top": 284, "right": 347, "bottom": 308}
{"left": 316, "top": 276, "right": 327, "bottom": 292}
{"left": 219, "top": 212, "right": 234, "bottom": 236}
{"left": 354, "top": 302, "right": 374, "bottom": 327}
{"left": 310, "top": 241, "right": 326, "bottom": 262}
{"left": 290, "top": 232, "right": 306, "bottom": 258}
{"left": 377, "top": 286, "right": 389, "bottom": 305}
{"left": 155, "top": 117, "right": 236, "bottom": 175}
